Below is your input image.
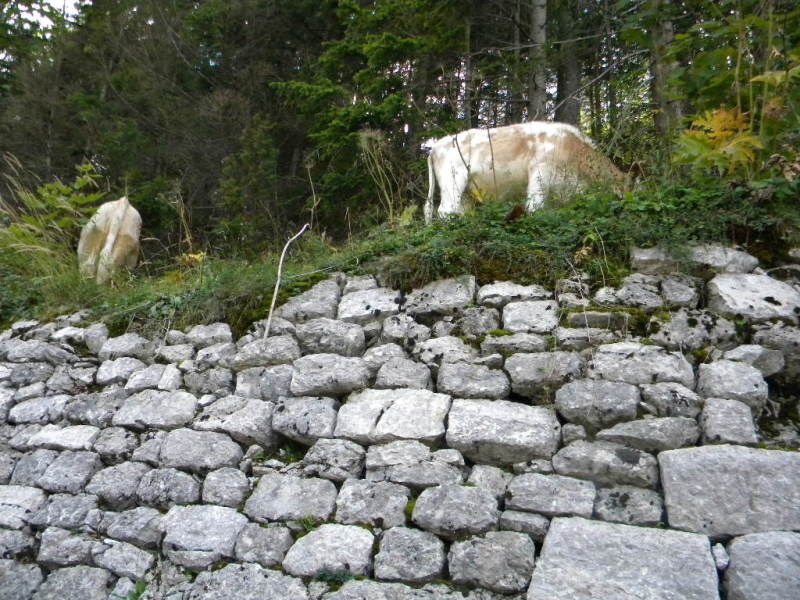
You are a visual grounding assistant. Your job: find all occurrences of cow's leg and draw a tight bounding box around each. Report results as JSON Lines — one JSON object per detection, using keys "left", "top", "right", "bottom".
{"left": 424, "top": 154, "right": 436, "bottom": 224}
{"left": 525, "top": 163, "right": 552, "bottom": 212}
{"left": 437, "top": 160, "right": 469, "bottom": 218}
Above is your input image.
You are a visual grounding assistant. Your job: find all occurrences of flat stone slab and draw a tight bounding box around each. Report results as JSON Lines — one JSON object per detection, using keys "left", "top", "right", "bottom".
{"left": 26, "top": 424, "right": 100, "bottom": 451}
{"left": 112, "top": 390, "right": 197, "bottom": 430}
{"left": 373, "top": 526, "right": 445, "bottom": 583}
{"left": 290, "top": 354, "right": 370, "bottom": 396}
{"left": 724, "top": 531, "right": 800, "bottom": 600}
{"left": 159, "top": 428, "right": 242, "bottom": 473}
{"left": 590, "top": 342, "right": 694, "bottom": 388}
{"left": 334, "top": 388, "right": 451, "bottom": 445}
{"left": 404, "top": 276, "right": 476, "bottom": 321}
{"left": 244, "top": 472, "right": 337, "bottom": 523}
{"left": 445, "top": 399, "right": 560, "bottom": 464}
{"left": 449, "top": 531, "right": 536, "bottom": 593}
{"left": 412, "top": 484, "right": 499, "bottom": 540}
{"left": 507, "top": 473, "right": 595, "bottom": 518}
{"left": 162, "top": 504, "right": 248, "bottom": 569}
{"left": 503, "top": 300, "right": 560, "bottom": 333}
{"left": 527, "top": 517, "right": 719, "bottom": 600}
{"left": 187, "top": 563, "right": 309, "bottom": 600}
{"left": 552, "top": 441, "right": 659, "bottom": 488}
{"left": 337, "top": 288, "right": 401, "bottom": 325}
{"left": 707, "top": 273, "right": 800, "bottom": 323}
{"left": 660, "top": 445, "right": 800, "bottom": 537}
{"left": 282, "top": 523, "right": 374, "bottom": 578}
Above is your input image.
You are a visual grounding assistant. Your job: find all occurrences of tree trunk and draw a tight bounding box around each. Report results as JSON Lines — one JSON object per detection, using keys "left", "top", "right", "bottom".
{"left": 527, "top": 0, "right": 547, "bottom": 119}
{"left": 464, "top": 18, "right": 473, "bottom": 127}
{"left": 649, "top": 0, "right": 682, "bottom": 137}
{"left": 508, "top": 0, "right": 524, "bottom": 123}
{"left": 555, "top": 1, "right": 580, "bottom": 126}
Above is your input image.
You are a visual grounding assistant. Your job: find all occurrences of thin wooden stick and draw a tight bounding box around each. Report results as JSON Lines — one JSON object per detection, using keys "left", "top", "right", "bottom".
{"left": 263, "top": 223, "right": 310, "bottom": 339}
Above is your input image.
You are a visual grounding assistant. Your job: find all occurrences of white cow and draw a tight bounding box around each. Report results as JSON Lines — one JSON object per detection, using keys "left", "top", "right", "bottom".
{"left": 77, "top": 196, "right": 142, "bottom": 285}
{"left": 422, "top": 121, "right": 625, "bottom": 223}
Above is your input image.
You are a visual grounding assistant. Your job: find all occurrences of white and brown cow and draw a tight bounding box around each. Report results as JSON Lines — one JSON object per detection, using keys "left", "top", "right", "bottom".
{"left": 77, "top": 196, "right": 142, "bottom": 285}
{"left": 422, "top": 121, "right": 625, "bottom": 223}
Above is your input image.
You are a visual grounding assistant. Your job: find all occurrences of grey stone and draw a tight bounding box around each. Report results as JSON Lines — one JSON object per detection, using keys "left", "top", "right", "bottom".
{"left": 113, "top": 389, "right": 197, "bottom": 430}
{"left": 337, "top": 288, "right": 400, "bottom": 326}
{"left": 590, "top": 341, "right": 694, "bottom": 388}
{"left": 375, "top": 357, "right": 432, "bottom": 390}
{"left": 202, "top": 467, "right": 250, "bottom": 507}
{"left": 503, "top": 300, "right": 560, "bottom": 333}
{"left": 234, "top": 523, "right": 294, "bottom": 567}
{"left": 505, "top": 352, "right": 585, "bottom": 397}
{"left": 412, "top": 484, "right": 499, "bottom": 539}
{"left": 613, "top": 273, "right": 663, "bottom": 311}
{"left": 0, "top": 451, "right": 17, "bottom": 485}
{"left": 467, "top": 465, "right": 512, "bottom": 500}
{"left": 0, "top": 528, "right": 35, "bottom": 558}
{"left": 156, "top": 343, "right": 195, "bottom": 363}
{"left": 296, "top": 318, "right": 365, "bottom": 356}
{"left": 708, "top": 273, "right": 800, "bottom": 323}
{"left": 162, "top": 504, "right": 248, "bottom": 568}
{"left": 554, "top": 326, "right": 616, "bottom": 351}
{"left": 283, "top": 523, "right": 374, "bottom": 577}
{"left": 701, "top": 398, "right": 758, "bottom": 445}
{"left": 527, "top": 517, "right": 719, "bottom": 600}
{"left": 335, "top": 479, "right": 409, "bottom": 528}
{"left": 449, "top": 531, "right": 536, "bottom": 593}
{"left": 478, "top": 281, "right": 551, "bottom": 308}
{"left": 507, "top": 472, "right": 595, "bottom": 518}
{"left": 131, "top": 431, "right": 166, "bottom": 466}
{"left": 290, "top": 353, "right": 369, "bottom": 396}
{"left": 37, "top": 526, "right": 101, "bottom": 567}
{"left": 724, "top": 531, "right": 800, "bottom": 600}
{"left": 660, "top": 445, "right": 800, "bottom": 537}
{"left": 64, "top": 389, "right": 128, "bottom": 428}
{"left": 446, "top": 399, "right": 560, "bottom": 464}
{"left": 92, "top": 427, "right": 138, "bottom": 462}
{"left": 723, "top": 344, "right": 785, "bottom": 377}
{"left": 687, "top": 243, "right": 758, "bottom": 274}
{"left": 499, "top": 511, "right": 550, "bottom": 541}
{"left": 753, "top": 323, "right": 800, "bottom": 378}
{"left": 552, "top": 441, "right": 659, "bottom": 488}
{"left": 697, "top": 360, "right": 768, "bottom": 413}
{"left": 713, "top": 543, "right": 730, "bottom": 570}
{"left": 555, "top": 379, "right": 639, "bottom": 432}
{"left": 404, "top": 276, "right": 476, "bottom": 322}
{"left": 37, "top": 450, "right": 102, "bottom": 494}
{"left": 231, "top": 335, "right": 302, "bottom": 370}
{"left": 194, "top": 341, "right": 236, "bottom": 369}
{"left": 186, "top": 323, "right": 233, "bottom": 348}
{"left": 14, "top": 382, "right": 45, "bottom": 401}
{"left": 98, "top": 333, "right": 153, "bottom": 361}
{"left": 374, "top": 526, "right": 445, "bottom": 583}
{"left": 245, "top": 472, "right": 337, "bottom": 522}
{"left": 2, "top": 339, "right": 75, "bottom": 365}
{"left": 194, "top": 394, "right": 275, "bottom": 447}
{"left": 96, "top": 357, "right": 146, "bottom": 385}
{"left": 105, "top": 507, "right": 164, "bottom": 549}
{"left": 343, "top": 275, "right": 377, "bottom": 294}
{"left": 136, "top": 468, "right": 201, "bottom": 509}
{"left": 0, "top": 559, "right": 41, "bottom": 600}
{"left": 436, "top": 362, "right": 509, "bottom": 399}
{"left": 561, "top": 423, "right": 586, "bottom": 445}
{"left": 33, "top": 565, "right": 110, "bottom": 600}
{"left": 160, "top": 428, "right": 243, "bottom": 473}
{"left": 272, "top": 396, "right": 339, "bottom": 445}
{"left": 0, "top": 485, "right": 46, "bottom": 529}
{"left": 28, "top": 493, "right": 98, "bottom": 530}
{"left": 366, "top": 440, "right": 464, "bottom": 488}
{"left": 187, "top": 562, "right": 308, "bottom": 600}
{"left": 8, "top": 395, "right": 69, "bottom": 425}
{"left": 277, "top": 279, "right": 341, "bottom": 323}
{"left": 235, "top": 364, "right": 293, "bottom": 401}
{"left": 86, "top": 461, "right": 151, "bottom": 509}
{"left": 596, "top": 417, "right": 700, "bottom": 451}
{"left": 82, "top": 323, "right": 109, "bottom": 355}
{"left": 379, "top": 315, "right": 431, "bottom": 350}
{"left": 650, "top": 309, "right": 737, "bottom": 351}
{"left": 9, "top": 449, "right": 57, "bottom": 486}
{"left": 640, "top": 382, "right": 704, "bottom": 418}
{"left": 454, "top": 307, "right": 501, "bottom": 340}
{"left": 183, "top": 366, "right": 234, "bottom": 396}
{"left": 26, "top": 424, "right": 100, "bottom": 451}
{"left": 335, "top": 388, "right": 450, "bottom": 445}
{"left": 92, "top": 538, "right": 154, "bottom": 580}
{"left": 411, "top": 336, "right": 478, "bottom": 373}
{"left": 481, "top": 332, "right": 547, "bottom": 355}
{"left": 661, "top": 274, "right": 700, "bottom": 308}
{"left": 593, "top": 486, "right": 663, "bottom": 526}
{"left": 302, "top": 438, "right": 365, "bottom": 481}
{"left": 124, "top": 363, "right": 165, "bottom": 391}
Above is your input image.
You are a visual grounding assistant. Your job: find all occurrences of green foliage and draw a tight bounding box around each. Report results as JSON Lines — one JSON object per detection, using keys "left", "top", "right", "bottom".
{"left": 296, "top": 516, "right": 322, "bottom": 537}
{"left": 315, "top": 570, "right": 355, "bottom": 590}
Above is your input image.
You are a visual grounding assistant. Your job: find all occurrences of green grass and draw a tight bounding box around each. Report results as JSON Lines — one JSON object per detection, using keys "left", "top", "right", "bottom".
{"left": 2, "top": 177, "right": 798, "bottom": 334}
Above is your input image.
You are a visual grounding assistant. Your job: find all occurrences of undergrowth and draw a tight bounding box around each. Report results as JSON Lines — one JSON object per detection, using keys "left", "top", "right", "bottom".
{"left": 1, "top": 177, "right": 798, "bottom": 334}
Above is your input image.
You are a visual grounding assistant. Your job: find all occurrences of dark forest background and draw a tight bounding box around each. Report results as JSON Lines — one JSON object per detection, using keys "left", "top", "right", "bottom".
{"left": 2, "top": 0, "right": 798, "bottom": 258}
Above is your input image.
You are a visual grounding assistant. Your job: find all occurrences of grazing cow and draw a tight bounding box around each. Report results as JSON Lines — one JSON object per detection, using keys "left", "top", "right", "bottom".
{"left": 422, "top": 121, "right": 626, "bottom": 223}
{"left": 77, "top": 196, "right": 142, "bottom": 284}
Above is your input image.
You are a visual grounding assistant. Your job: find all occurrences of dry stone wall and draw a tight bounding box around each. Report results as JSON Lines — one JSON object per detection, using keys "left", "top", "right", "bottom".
{"left": 1, "top": 243, "right": 800, "bottom": 600}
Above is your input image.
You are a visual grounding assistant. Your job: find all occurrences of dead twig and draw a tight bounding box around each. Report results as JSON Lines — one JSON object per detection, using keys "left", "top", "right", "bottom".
{"left": 263, "top": 223, "right": 311, "bottom": 339}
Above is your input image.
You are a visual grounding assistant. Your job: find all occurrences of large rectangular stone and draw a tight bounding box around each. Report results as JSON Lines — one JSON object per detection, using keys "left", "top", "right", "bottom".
{"left": 660, "top": 445, "right": 800, "bottom": 537}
